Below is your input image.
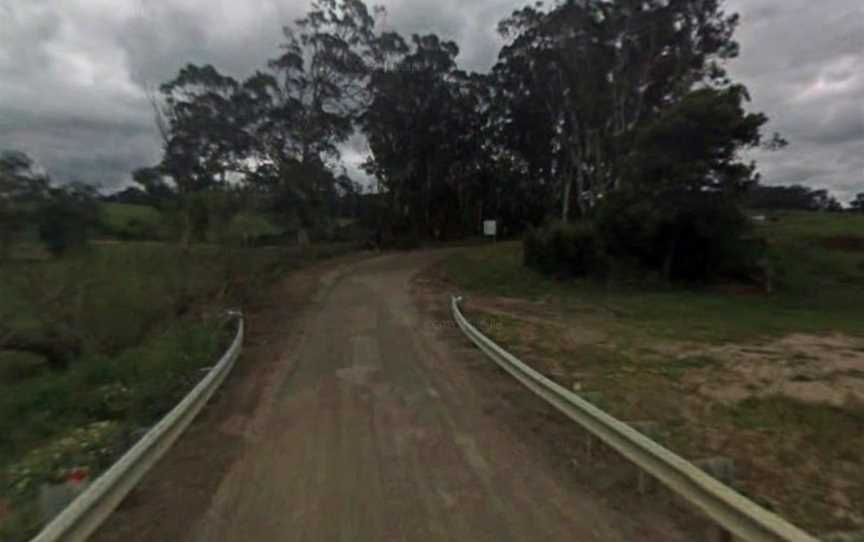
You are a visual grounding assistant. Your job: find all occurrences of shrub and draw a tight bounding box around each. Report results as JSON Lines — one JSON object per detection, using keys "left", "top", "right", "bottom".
{"left": 97, "top": 204, "right": 165, "bottom": 241}
{"left": 0, "top": 352, "right": 48, "bottom": 384}
{"left": 0, "top": 320, "right": 224, "bottom": 472}
{"left": 390, "top": 233, "right": 421, "bottom": 250}
{"left": 3, "top": 421, "right": 121, "bottom": 499}
{"left": 226, "top": 213, "right": 283, "bottom": 246}
{"left": 523, "top": 222, "right": 602, "bottom": 277}
{"left": 37, "top": 202, "right": 91, "bottom": 256}
{"left": 594, "top": 189, "right": 760, "bottom": 282}
{"left": 37, "top": 188, "right": 100, "bottom": 257}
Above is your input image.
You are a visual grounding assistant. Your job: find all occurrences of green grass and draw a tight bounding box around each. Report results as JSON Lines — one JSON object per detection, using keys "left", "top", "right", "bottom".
{"left": 758, "top": 210, "right": 864, "bottom": 240}
{"left": 726, "top": 395, "right": 864, "bottom": 451}
{"left": 758, "top": 211, "right": 864, "bottom": 301}
{"left": 0, "top": 321, "right": 225, "bottom": 466}
{"left": 100, "top": 202, "right": 162, "bottom": 227}
{"left": 0, "top": 239, "right": 358, "bottom": 540}
{"left": 0, "top": 324, "right": 225, "bottom": 542}
{"left": 446, "top": 211, "right": 864, "bottom": 533}
{"left": 724, "top": 395, "right": 864, "bottom": 529}
{"left": 97, "top": 203, "right": 290, "bottom": 244}
{"left": 654, "top": 354, "right": 717, "bottom": 379}
{"left": 446, "top": 212, "right": 864, "bottom": 342}
{"left": 98, "top": 203, "right": 166, "bottom": 240}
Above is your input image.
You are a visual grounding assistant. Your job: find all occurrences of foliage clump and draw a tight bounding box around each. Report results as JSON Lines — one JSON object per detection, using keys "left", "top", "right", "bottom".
{"left": 524, "top": 222, "right": 601, "bottom": 278}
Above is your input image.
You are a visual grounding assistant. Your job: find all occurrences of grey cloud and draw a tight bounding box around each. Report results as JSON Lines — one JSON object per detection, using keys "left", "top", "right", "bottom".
{"left": 0, "top": 0, "right": 861, "bottom": 201}
{"left": 344, "top": 132, "right": 369, "bottom": 155}
{"left": 118, "top": 1, "right": 306, "bottom": 86}
{"left": 806, "top": 111, "right": 864, "bottom": 146}
{"left": 0, "top": 0, "right": 307, "bottom": 189}
{"left": 725, "top": 0, "right": 864, "bottom": 200}
{"left": 379, "top": 0, "right": 518, "bottom": 71}
{"left": 750, "top": 136, "right": 864, "bottom": 201}
{"left": 7, "top": 122, "right": 161, "bottom": 187}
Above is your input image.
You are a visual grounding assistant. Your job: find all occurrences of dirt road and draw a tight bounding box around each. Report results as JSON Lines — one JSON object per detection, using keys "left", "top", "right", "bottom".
{"left": 95, "top": 250, "right": 686, "bottom": 541}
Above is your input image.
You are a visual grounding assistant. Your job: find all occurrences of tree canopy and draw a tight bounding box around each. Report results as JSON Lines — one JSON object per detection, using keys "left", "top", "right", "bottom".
{"left": 124, "top": 0, "right": 797, "bottom": 253}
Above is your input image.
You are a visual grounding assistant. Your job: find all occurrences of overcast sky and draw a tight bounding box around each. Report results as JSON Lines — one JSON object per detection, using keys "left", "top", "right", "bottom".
{"left": 1, "top": 0, "right": 862, "bottom": 200}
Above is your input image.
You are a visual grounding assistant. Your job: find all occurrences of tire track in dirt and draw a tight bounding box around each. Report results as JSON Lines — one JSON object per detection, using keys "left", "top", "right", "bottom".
{"left": 94, "top": 249, "right": 690, "bottom": 541}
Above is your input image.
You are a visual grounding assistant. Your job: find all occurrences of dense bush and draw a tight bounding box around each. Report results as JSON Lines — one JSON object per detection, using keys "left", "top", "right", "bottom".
{"left": 0, "top": 239, "right": 351, "bottom": 538}
{"left": 523, "top": 191, "right": 762, "bottom": 284}
{"left": 523, "top": 222, "right": 602, "bottom": 277}
{"left": 226, "top": 212, "right": 284, "bottom": 245}
{"left": 37, "top": 189, "right": 100, "bottom": 256}
{"left": 0, "top": 352, "right": 47, "bottom": 384}
{"left": 97, "top": 204, "right": 166, "bottom": 241}
{"left": 594, "top": 189, "right": 761, "bottom": 282}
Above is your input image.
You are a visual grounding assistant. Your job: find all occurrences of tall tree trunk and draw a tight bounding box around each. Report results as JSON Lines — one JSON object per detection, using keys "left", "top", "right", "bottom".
{"left": 576, "top": 166, "right": 591, "bottom": 217}
{"left": 425, "top": 159, "right": 433, "bottom": 236}
{"left": 561, "top": 176, "right": 572, "bottom": 223}
{"left": 0, "top": 231, "right": 11, "bottom": 263}
{"left": 663, "top": 237, "right": 678, "bottom": 282}
{"left": 181, "top": 207, "right": 193, "bottom": 248}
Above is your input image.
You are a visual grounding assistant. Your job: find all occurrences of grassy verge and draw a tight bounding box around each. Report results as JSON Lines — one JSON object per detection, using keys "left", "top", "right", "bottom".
{"left": 443, "top": 211, "right": 864, "bottom": 534}
{"left": 0, "top": 240, "right": 357, "bottom": 540}
{"left": 97, "top": 203, "right": 166, "bottom": 240}
{"left": 446, "top": 216, "right": 864, "bottom": 343}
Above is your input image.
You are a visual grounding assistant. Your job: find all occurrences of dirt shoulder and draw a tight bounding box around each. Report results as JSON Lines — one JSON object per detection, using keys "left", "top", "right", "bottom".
{"left": 432, "top": 260, "right": 864, "bottom": 536}
{"left": 93, "top": 249, "right": 698, "bottom": 542}
{"left": 90, "top": 252, "right": 370, "bottom": 542}
{"left": 411, "top": 264, "right": 704, "bottom": 541}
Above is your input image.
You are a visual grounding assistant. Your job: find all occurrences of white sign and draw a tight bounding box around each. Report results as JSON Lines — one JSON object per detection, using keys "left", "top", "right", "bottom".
{"left": 483, "top": 220, "right": 497, "bottom": 237}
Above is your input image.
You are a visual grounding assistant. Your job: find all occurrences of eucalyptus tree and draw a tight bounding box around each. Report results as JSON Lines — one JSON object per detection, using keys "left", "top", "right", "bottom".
{"left": 131, "top": 166, "right": 174, "bottom": 205}
{"left": 154, "top": 0, "right": 379, "bottom": 233}
{"left": 241, "top": 0, "right": 378, "bottom": 228}
{"left": 362, "top": 33, "right": 492, "bottom": 238}
{"left": 851, "top": 194, "right": 864, "bottom": 213}
{"left": 0, "top": 151, "right": 50, "bottom": 260}
{"left": 159, "top": 64, "right": 248, "bottom": 194}
{"left": 493, "top": 0, "right": 743, "bottom": 221}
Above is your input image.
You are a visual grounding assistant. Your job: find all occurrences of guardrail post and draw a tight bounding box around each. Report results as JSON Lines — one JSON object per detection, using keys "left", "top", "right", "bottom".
{"left": 707, "top": 524, "right": 733, "bottom": 542}
{"left": 579, "top": 391, "right": 606, "bottom": 409}
{"left": 695, "top": 457, "right": 737, "bottom": 542}
{"left": 694, "top": 457, "right": 736, "bottom": 487}
{"left": 625, "top": 421, "right": 660, "bottom": 494}
{"left": 580, "top": 392, "right": 606, "bottom": 459}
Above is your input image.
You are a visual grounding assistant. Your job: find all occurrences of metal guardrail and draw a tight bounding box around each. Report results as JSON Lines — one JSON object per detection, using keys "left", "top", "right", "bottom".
{"left": 451, "top": 296, "right": 820, "bottom": 542}
{"left": 31, "top": 313, "right": 245, "bottom": 542}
